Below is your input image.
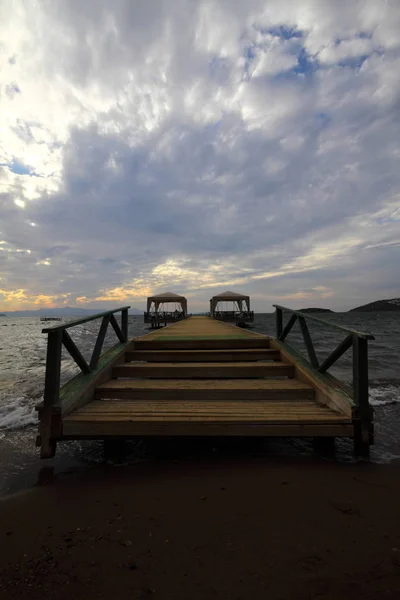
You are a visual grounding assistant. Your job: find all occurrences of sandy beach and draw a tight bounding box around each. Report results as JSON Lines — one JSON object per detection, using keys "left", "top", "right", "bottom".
{"left": 1, "top": 455, "right": 400, "bottom": 599}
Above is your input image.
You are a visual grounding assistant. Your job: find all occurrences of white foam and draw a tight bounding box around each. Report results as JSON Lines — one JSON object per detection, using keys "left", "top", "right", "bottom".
{"left": 369, "top": 384, "right": 400, "bottom": 406}
{"left": 0, "top": 395, "right": 38, "bottom": 430}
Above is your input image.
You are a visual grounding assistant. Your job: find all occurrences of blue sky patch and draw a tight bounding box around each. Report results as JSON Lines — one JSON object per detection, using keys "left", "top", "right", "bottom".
{"left": 7, "top": 159, "right": 32, "bottom": 175}
{"left": 260, "top": 25, "right": 302, "bottom": 40}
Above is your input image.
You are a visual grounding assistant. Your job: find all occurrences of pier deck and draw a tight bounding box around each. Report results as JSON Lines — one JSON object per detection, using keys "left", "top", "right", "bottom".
{"left": 37, "top": 312, "right": 374, "bottom": 457}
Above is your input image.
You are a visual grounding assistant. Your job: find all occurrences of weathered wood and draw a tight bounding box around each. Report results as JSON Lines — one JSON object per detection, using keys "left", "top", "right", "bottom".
{"left": 112, "top": 361, "right": 294, "bottom": 379}
{"left": 41, "top": 305, "right": 130, "bottom": 333}
{"left": 134, "top": 338, "right": 270, "bottom": 350}
{"left": 109, "top": 313, "right": 125, "bottom": 343}
{"left": 62, "top": 421, "right": 353, "bottom": 438}
{"left": 352, "top": 336, "right": 373, "bottom": 456}
{"left": 126, "top": 348, "right": 280, "bottom": 362}
{"left": 95, "top": 378, "right": 314, "bottom": 401}
{"left": 89, "top": 315, "right": 110, "bottom": 370}
{"left": 273, "top": 304, "right": 374, "bottom": 340}
{"left": 275, "top": 306, "right": 283, "bottom": 338}
{"left": 59, "top": 342, "right": 133, "bottom": 416}
{"left": 298, "top": 316, "right": 319, "bottom": 369}
{"left": 121, "top": 308, "right": 129, "bottom": 342}
{"left": 270, "top": 338, "right": 354, "bottom": 417}
{"left": 318, "top": 334, "right": 353, "bottom": 373}
{"left": 40, "top": 330, "right": 63, "bottom": 458}
{"left": 38, "top": 314, "right": 372, "bottom": 459}
{"left": 62, "top": 330, "right": 90, "bottom": 374}
{"left": 279, "top": 314, "right": 297, "bottom": 342}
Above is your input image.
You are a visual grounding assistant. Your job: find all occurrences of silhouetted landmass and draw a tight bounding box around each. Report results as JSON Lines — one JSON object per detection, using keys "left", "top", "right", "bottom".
{"left": 299, "top": 308, "right": 334, "bottom": 314}
{"left": 350, "top": 298, "right": 400, "bottom": 312}
{"left": 0, "top": 313, "right": 6, "bottom": 317}
{"left": 0, "top": 307, "right": 143, "bottom": 317}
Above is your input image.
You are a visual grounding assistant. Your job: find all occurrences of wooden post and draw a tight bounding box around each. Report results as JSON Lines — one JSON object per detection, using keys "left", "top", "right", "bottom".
{"left": 121, "top": 308, "right": 129, "bottom": 343}
{"left": 275, "top": 307, "right": 283, "bottom": 339}
{"left": 90, "top": 315, "right": 109, "bottom": 370}
{"left": 62, "top": 330, "right": 90, "bottom": 374}
{"left": 353, "top": 336, "right": 373, "bottom": 457}
{"left": 279, "top": 314, "right": 297, "bottom": 342}
{"left": 298, "top": 317, "right": 319, "bottom": 369}
{"left": 41, "top": 330, "right": 62, "bottom": 458}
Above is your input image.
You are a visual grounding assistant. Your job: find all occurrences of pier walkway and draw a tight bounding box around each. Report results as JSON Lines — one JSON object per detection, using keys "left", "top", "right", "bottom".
{"left": 37, "top": 311, "right": 374, "bottom": 458}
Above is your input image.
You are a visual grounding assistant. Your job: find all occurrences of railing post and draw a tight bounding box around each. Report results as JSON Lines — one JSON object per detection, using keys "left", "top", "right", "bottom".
{"left": 352, "top": 336, "right": 373, "bottom": 456}
{"left": 121, "top": 308, "right": 129, "bottom": 342}
{"left": 41, "top": 330, "right": 62, "bottom": 458}
{"left": 298, "top": 316, "right": 319, "bottom": 369}
{"left": 276, "top": 307, "right": 283, "bottom": 339}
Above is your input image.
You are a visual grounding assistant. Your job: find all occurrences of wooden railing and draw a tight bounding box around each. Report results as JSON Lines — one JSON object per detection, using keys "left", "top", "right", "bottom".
{"left": 39, "top": 306, "right": 130, "bottom": 457}
{"left": 42, "top": 306, "right": 129, "bottom": 408}
{"left": 273, "top": 305, "right": 375, "bottom": 447}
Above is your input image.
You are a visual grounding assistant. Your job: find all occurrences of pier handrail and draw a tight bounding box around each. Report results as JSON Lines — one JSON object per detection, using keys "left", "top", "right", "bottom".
{"left": 42, "top": 306, "right": 130, "bottom": 411}
{"left": 273, "top": 305, "right": 374, "bottom": 340}
{"left": 41, "top": 306, "right": 130, "bottom": 333}
{"left": 273, "top": 305, "right": 375, "bottom": 430}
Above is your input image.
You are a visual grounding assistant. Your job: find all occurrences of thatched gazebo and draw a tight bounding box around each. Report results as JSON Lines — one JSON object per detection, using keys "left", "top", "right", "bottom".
{"left": 210, "top": 291, "right": 254, "bottom": 326}
{"left": 144, "top": 292, "right": 188, "bottom": 328}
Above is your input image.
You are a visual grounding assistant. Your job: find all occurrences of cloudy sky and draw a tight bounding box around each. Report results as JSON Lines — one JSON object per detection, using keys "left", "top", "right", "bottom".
{"left": 1, "top": 0, "right": 399, "bottom": 313}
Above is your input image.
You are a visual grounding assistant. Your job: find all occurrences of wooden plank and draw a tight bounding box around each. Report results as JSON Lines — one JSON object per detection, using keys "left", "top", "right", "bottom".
{"left": 112, "top": 361, "right": 294, "bottom": 379}
{"left": 125, "top": 349, "right": 281, "bottom": 363}
{"left": 65, "top": 416, "right": 350, "bottom": 424}
{"left": 96, "top": 379, "right": 312, "bottom": 391}
{"left": 42, "top": 306, "right": 131, "bottom": 333}
{"left": 121, "top": 308, "right": 129, "bottom": 342}
{"left": 273, "top": 305, "right": 374, "bottom": 340}
{"left": 270, "top": 339, "right": 353, "bottom": 417}
{"left": 353, "top": 336, "right": 373, "bottom": 455}
{"left": 89, "top": 315, "right": 110, "bottom": 370}
{"left": 279, "top": 314, "right": 297, "bottom": 342}
{"left": 40, "top": 330, "right": 63, "bottom": 458}
{"left": 57, "top": 341, "right": 133, "bottom": 416}
{"left": 62, "top": 330, "right": 90, "bottom": 374}
{"left": 94, "top": 389, "right": 314, "bottom": 401}
{"left": 94, "top": 379, "right": 313, "bottom": 402}
{"left": 134, "top": 338, "right": 270, "bottom": 350}
{"left": 84, "top": 401, "right": 327, "bottom": 412}
{"left": 318, "top": 334, "right": 353, "bottom": 373}
{"left": 62, "top": 421, "right": 353, "bottom": 437}
{"left": 298, "top": 317, "right": 319, "bottom": 369}
{"left": 109, "top": 313, "right": 125, "bottom": 344}
{"left": 72, "top": 403, "right": 340, "bottom": 416}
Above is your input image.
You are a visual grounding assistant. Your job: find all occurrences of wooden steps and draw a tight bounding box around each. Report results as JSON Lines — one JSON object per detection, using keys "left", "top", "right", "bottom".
{"left": 134, "top": 338, "right": 269, "bottom": 350}
{"left": 66, "top": 400, "right": 349, "bottom": 421}
{"left": 95, "top": 379, "right": 314, "bottom": 401}
{"left": 56, "top": 317, "right": 355, "bottom": 442}
{"left": 63, "top": 399, "right": 352, "bottom": 437}
{"left": 125, "top": 348, "right": 280, "bottom": 362}
{"left": 112, "top": 361, "right": 294, "bottom": 379}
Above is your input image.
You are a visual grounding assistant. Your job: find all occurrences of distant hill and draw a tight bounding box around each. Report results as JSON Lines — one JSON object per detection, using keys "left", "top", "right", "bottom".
{"left": 0, "top": 313, "right": 6, "bottom": 317}
{"left": 0, "top": 306, "right": 143, "bottom": 317}
{"left": 299, "top": 308, "right": 334, "bottom": 314}
{"left": 350, "top": 298, "right": 400, "bottom": 312}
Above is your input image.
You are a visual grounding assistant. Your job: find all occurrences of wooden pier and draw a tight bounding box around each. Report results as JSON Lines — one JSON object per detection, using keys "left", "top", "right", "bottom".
{"left": 37, "top": 309, "right": 374, "bottom": 459}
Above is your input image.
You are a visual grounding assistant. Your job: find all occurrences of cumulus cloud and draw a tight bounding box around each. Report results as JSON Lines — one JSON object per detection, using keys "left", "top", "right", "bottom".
{"left": 0, "top": 0, "right": 399, "bottom": 312}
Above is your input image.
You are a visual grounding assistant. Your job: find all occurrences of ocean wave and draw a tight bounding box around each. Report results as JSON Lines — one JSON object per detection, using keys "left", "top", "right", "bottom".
{"left": 369, "top": 381, "right": 400, "bottom": 406}
{"left": 0, "top": 393, "right": 38, "bottom": 430}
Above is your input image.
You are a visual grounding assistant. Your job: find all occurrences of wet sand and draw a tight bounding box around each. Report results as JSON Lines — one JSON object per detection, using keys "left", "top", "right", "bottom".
{"left": 1, "top": 456, "right": 400, "bottom": 599}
